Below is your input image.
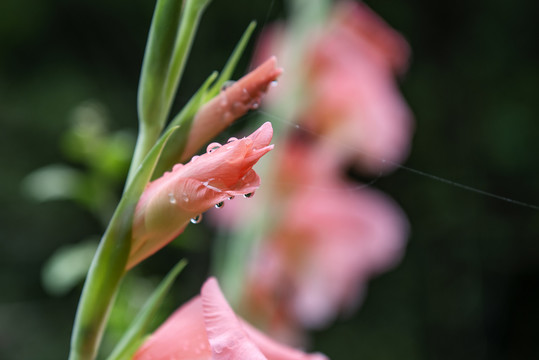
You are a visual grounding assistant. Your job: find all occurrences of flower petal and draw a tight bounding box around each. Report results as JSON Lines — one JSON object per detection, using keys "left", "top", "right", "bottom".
{"left": 133, "top": 297, "right": 211, "bottom": 360}
{"left": 202, "top": 277, "right": 267, "bottom": 360}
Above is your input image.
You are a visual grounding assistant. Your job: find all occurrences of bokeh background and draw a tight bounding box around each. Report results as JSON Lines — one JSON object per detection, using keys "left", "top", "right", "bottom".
{"left": 1, "top": 0, "right": 538, "bottom": 359}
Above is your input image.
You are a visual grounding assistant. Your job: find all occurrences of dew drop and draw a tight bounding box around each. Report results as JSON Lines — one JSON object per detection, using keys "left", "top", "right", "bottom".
{"left": 206, "top": 142, "right": 222, "bottom": 153}
{"left": 243, "top": 192, "right": 254, "bottom": 198}
{"left": 220, "top": 80, "right": 236, "bottom": 91}
{"left": 168, "top": 193, "right": 176, "bottom": 204}
{"left": 270, "top": 80, "right": 278, "bottom": 87}
{"left": 220, "top": 94, "right": 228, "bottom": 107}
{"left": 182, "top": 193, "right": 189, "bottom": 203}
{"left": 172, "top": 164, "right": 183, "bottom": 171}
{"left": 213, "top": 343, "right": 224, "bottom": 354}
{"left": 228, "top": 196, "right": 235, "bottom": 200}
{"left": 191, "top": 214, "right": 203, "bottom": 224}
{"left": 215, "top": 201, "right": 224, "bottom": 209}
{"left": 190, "top": 155, "right": 200, "bottom": 162}
{"left": 250, "top": 100, "right": 260, "bottom": 109}
{"left": 227, "top": 137, "right": 238, "bottom": 143}
{"left": 222, "top": 111, "right": 233, "bottom": 122}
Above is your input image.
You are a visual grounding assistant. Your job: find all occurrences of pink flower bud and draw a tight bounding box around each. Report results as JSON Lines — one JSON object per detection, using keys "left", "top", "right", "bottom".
{"left": 181, "top": 56, "right": 283, "bottom": 162}
{"left": 128, "top": 122, "right": 274, "bottom": 269}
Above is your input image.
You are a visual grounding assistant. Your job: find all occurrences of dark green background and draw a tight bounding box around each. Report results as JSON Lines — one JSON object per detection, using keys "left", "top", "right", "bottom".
{"left": 1, "top": 0, "right": 538, "bottom": 359}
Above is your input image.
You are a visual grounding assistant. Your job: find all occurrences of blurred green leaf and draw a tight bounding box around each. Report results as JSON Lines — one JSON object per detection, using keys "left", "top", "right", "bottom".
{"left": 22, "top": 164, "right": 85, "bottom": 203}
{"left": 22, "top": 164, "right": 118, "bottom": 225}
{"left": 41, "top": 238, "right": 99, "bottom": 296}
{"left": 61, "top": 101, "right": 135, "bottom": 181}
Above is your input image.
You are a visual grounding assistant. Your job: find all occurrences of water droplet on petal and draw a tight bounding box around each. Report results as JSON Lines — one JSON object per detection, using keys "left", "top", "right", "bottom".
{"left": 215, "top": 201, "right": 224, "bottom": 209}
{"left": 213, "top": 343, "right": 224, "bottom": 354}
{"left": 182, "top": 193, "right": 189, "bottom": 203}
{"left": 191, "top": 214, "right": 203, "bottom": 224}
{"left": 190, "top": 155, "right": 200, "bottom": 162}
{"left": 222, "top": 111, "right": 232, "bottom": 122}
{"left": 250, "top": 100, "right": 260, "bottom": 109}
{"left": 243, "top": 192, "right": 254, "bottom": 198}
{"left": 206, "top": 142, "right": 222, "bottom": 153}
{"left": 270, "top": 80, "right": 278, "bottom": 87}
{"left": 228, "top": 196, "right": 235, "bottom": 200}
{"left": 220, "top": 93, "right": 228, "bottom": 107}
{"left": 221, "top": 80, "right": 236, "bottom": 91}
{"left": 227, "top": 137, "right": 238, "bottom": 143}
{"left": 168, "top": 193, "right": 176, "bottom": 204}
{"left": 172, "top": 164, "right": 182, "bottom": 171}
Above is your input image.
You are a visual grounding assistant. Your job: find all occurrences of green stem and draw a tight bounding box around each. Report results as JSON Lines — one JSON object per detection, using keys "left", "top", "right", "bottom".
{"left": 68, "top": 208, "right": 131, "bottom": 360}
{"left": 127, "top": 0, "right": 212, "bottom": 186}
{"left": 68, "top": 128, "right": 178, "bottom": 360}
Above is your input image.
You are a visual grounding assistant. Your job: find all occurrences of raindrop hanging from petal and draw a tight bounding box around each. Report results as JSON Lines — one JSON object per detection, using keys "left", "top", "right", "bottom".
{"left": 191, "top": 214, "right": 203, "bottom": 224}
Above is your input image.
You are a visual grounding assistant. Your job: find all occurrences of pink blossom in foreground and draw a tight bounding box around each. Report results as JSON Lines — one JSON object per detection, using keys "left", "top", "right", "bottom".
{"left": 242, "top": 180, "right": 408, "bottom": 335}
{"left": 181, "top": 57, "right": 283, "bottom": 162}
{"left": 128, "top": 122, "right": 273, "bottom": 269}
{"left": 133, "top": 277, "right": 328, "bottom": 360}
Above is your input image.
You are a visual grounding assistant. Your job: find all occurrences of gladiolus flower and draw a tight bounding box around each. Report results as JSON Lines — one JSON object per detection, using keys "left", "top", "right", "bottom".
{"left": 128, "top": 122, "right": 274, "bottom": 269}
{"left": 302, "top": 1, "right": 413, "bottom": 174}
{"left": 181, "top": 56, "right": 282, "bottom": 162}
{"left": 133, "top": 277, "right": 328, "bottom": 360}
{"left": 242, "top": 181, "right": 408, "bottom": 335}
{"left": 252, "top": 2, "right": 413, "bottom": 174}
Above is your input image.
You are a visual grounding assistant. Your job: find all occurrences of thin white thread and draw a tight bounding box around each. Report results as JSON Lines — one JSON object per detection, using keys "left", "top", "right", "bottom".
{"left": 269, "top": 175, "right": 381, "bottom": 194}
{"left": 254, "top": 110, "right": 539, "bottom": 211}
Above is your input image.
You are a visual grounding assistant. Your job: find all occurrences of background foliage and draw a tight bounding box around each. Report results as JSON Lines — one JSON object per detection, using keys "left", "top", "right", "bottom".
{"left": 1, "top": 0, "right": 538, "bottom": 359}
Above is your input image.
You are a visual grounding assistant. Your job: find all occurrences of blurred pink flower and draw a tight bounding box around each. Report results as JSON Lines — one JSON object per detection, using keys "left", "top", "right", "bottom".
{"left": 133, "top": 277, "right": 328, "bottom": 360}
{"left": 209, "top": 0, "right": 413, "bottom": 342}
{"left": 254, "top": 1, "right": 413, "bottom": 174}
{"left": 303, "top": 2, "right": 413, "bottom": 173}
{"left": 242, "top": 179, "right": 408, "bottom": 336}
{"left": 128, "top": 122, "right": 273, "bottom": 269}
{"left": 210, "top": 136, "right": 408, "bottom": 337}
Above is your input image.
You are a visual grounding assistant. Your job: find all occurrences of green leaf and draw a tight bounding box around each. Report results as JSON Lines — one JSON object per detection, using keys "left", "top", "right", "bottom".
{"left": 205, "top": 21, "right": 257, "bottom": 101}
{"left": 106, "top": 260, "right": 188, "bottom": 360}
{"left": 69, "top": 126, "right": 179, "bottom": 360}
